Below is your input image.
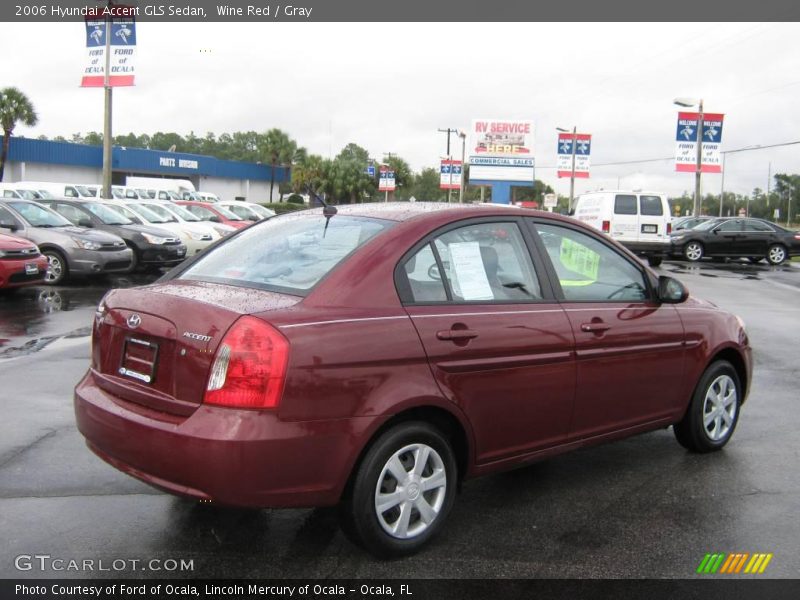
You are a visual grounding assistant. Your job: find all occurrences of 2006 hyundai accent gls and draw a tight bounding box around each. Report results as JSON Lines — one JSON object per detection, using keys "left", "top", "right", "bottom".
{"left": 75, "top": 203, "right": 752, "bottom": 557}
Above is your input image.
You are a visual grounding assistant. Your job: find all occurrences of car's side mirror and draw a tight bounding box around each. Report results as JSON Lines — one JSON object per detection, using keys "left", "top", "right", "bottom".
{"left": 209, "top": 216, "right": 221, "bottom": 223}
{"left": 78, "top": 218, "right": 94, "bottom": 228}
{"left": 0, "top": 221, "right": 18, "bottom": 231}
{"left": 658, "top": 275, "right": 688, "bottom": 304}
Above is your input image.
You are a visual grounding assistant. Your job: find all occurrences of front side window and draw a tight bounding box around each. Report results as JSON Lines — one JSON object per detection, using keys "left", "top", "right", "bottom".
{"left": 180, "top": 214, "right": 391, "bottom": 295}
{"left": 640, "top": 195, "right": 664, "bottom": 216}
{"left": 83, "top": 202, "right": 132, "bottom": 225}
{"left": 52, "top": 203, "right": 87, "bottom": 225}
{"left": 716, "top": 220, "right": 742, "bottom": 232}
{"left": 614, "top": 195, "right": 637, "bottom": 215}
{"left": 535, "top": 223, "right": 648, "bottom": 302}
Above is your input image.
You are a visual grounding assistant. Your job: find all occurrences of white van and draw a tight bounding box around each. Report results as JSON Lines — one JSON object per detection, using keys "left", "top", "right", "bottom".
{"left": 572, "top": 190, "right": 672, "bottom": 267}
{"left": 18, "top": 181, "right": 98, "bottom": 199}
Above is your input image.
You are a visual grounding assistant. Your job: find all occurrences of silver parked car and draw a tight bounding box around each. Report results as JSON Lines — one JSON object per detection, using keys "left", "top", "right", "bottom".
{"left": 0, "top": 200, "right": 132, "bottom": 284}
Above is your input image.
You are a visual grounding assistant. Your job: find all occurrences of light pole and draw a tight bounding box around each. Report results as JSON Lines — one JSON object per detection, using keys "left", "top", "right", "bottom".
{"left": 674, "top": 97, "right": 704, "bottom": 216}
{"left": 556, "top": 126, "right": 577, "bottom": 211}
{"left": 457, "top": 130, "right": 466, "bottom": 204}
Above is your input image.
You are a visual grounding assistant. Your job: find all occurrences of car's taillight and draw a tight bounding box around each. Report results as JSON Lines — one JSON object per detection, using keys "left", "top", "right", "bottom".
{"left": 602, "top": 220, "right": 610, "bottom": 233}
{"left": 204, "top": 316, "right": 289, "bottom": 409}
{"left": 794, "top": 233, "right": 800, "bottom": 240}
{"left": 667, "top": 222, "right": 672, "bottom": 234}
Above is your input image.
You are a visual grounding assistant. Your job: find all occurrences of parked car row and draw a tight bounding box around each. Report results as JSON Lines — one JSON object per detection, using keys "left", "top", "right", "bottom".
{"left": 0, "top": 182, "right": 278, "bottom": 287}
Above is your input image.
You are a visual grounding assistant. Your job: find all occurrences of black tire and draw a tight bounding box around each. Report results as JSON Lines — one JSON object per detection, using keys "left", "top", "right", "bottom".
{"left": 673, "top": 360, "right": 741, "bottom": 453}
{"left": 683, "top": 241, "right": 704, "bottom": 262}
{"left": 43, "top": 249, "right": 68, "bottom": 285}
{"left": 767, "top": 244, "right": 787, "bottom": 265}
{"left": 647, "top": 256, "right": 663, "bottom": 267}
{"left": 340, "top": 421, "right": 457, "bottom": 558}
{"left": 126, "top": 244, "right": 139, "bottom": 273}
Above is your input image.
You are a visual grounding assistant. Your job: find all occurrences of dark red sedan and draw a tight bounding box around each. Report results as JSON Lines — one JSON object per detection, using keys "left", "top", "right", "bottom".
{"left": 75, "top": 203, "right": 752, "bottom": 557}
{"left": 0, "top": 231, "right": 48, "bottom": 290}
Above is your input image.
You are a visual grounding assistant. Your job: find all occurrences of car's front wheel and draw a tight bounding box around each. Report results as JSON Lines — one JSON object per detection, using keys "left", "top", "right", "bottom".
{"left": 43, "top": 250, "right": 68, "bottom": 285}
{"left": 674, "top": 360, "right": 741, "bottom": 452}
{"left": 683, "top": 241, "right": 704, "bottom": 262}
{"left": 767, "top": 244, "right": 787, "bottom": 265}
{"left": 341, "top": 422, "right": 457, "bottom": 558}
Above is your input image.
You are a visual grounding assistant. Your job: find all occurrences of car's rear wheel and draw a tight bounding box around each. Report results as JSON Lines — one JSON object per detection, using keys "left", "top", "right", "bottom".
{"left": 683, "top": 241, "right": 704, "bottom": 262}
{"left": 647, "top": 256, "right": 663, "bottom": 267}
{"left": 673, "top": 360, "right": 741, "bottom": 453}
{"left": 767, "top": 244, "right": 787, "bottom": 265}
{"left": 340, "top": 422, "right": 457, "bottom": 558}
{"left": 43, "top": 250, "right": 68, "bottom": 285}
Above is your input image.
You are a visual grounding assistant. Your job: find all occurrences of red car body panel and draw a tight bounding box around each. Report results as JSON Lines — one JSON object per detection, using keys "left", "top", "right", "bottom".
{"left": 74, "top": 204, "right": 752, "bottom": 508}
{"left": 0, "top": 232, "right": 48, "bottom": 289}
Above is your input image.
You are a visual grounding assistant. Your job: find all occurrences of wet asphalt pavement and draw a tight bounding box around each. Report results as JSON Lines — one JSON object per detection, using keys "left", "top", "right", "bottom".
{"left": 0, "top": 261, "right": 799, "bottom": 579}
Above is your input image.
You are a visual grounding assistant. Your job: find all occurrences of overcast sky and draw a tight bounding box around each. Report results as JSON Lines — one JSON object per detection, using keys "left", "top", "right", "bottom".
{"left": 2, "top": 22, "right": 799, "bottom": 197}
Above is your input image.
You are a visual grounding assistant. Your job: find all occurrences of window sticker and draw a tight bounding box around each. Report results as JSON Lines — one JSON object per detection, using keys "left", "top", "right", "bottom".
{"left": 448, "top": 242, "right": 494, "bottom": 301}
{"left": 559, "top": 238, "right": 600, "bottom": 285}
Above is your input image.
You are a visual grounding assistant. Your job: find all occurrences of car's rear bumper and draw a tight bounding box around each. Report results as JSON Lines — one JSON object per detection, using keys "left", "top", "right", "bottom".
{"left": 620, "top": 241, "right": 671, "bottom": 257}
{"left": 74, "top": 370, "right": 379, "bottom": 508}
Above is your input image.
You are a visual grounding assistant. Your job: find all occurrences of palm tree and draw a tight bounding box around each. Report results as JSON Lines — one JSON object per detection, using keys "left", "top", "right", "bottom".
{"left": 259, "top": 128, "right": 303, "bottom": 202}
{"left": 0, "top": 87, "right": 38, "bottom": 181}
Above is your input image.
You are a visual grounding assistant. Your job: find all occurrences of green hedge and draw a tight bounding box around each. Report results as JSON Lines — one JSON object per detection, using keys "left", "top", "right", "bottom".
{"left": 260, "top": 202, "right": 307, "bottom": 215}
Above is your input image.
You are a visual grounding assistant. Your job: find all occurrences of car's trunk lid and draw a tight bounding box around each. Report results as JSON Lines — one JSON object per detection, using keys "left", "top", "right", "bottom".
{"left": 93, "top": 280, "right": 300, "bottom": 417}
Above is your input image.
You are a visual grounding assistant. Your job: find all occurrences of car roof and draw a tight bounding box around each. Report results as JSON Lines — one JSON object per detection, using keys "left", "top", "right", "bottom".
{"left": 293, "top": 201, "right": 547, "bottom": 223}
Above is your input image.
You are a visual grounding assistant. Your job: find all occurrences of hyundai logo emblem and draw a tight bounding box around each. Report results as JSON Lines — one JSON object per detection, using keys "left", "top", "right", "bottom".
{"left": 127, "top": 314, "right": 141, "bottom": 329}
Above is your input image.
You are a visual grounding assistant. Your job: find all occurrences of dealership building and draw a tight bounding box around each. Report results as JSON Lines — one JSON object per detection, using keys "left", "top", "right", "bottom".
{"left": 1, "top": 137, "right": 288, "bottom": 202}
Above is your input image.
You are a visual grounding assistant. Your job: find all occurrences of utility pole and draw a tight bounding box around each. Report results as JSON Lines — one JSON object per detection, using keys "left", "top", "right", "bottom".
{"left": 102, "top": 1, "right": 113, "bottom": 199}
{"left": 458, "top": 131, "right": 466, "bottom": 204}
{"left": 719, "top": 152, "right": 726, "bottom": 217}
{"left": 766, "top": 161, "right": 771, "bottom": 208}
{"left": 438, "top": 128, "right": 457, "bottom": 202}
{"left": 693, "top": 99, "right": 704, "bottom": 217}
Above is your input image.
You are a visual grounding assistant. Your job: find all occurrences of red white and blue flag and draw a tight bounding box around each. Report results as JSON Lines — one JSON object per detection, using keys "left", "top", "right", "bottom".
{"left": 675, "top": 112, "right": 724, "bottom": 173}
{"left": 81, "top": 13, "right": 136, "bottom": 87}
{"left": 557, "top": 133, "right": 591, "bottom": 178}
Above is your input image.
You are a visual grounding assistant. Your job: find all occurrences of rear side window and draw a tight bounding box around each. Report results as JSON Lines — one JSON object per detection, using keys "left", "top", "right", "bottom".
{"left": 744, "top": 220, "right": 773, "bottom": 232}
{"left": 614, "top": 195, "right": 637, "bottom": 215}
{"left": 179, "top": 214, "right": 391, "bottom": 295}
{"left": 401, "top": 222, "right": 541, "bottom": 303}
{"left": 640, "top": 195, "right": 664, "bottom": 216}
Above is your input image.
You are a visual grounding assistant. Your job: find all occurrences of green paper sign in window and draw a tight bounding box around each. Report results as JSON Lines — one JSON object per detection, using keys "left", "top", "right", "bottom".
{"left": 559, "top": 238, "right": 599, "bottom": 286}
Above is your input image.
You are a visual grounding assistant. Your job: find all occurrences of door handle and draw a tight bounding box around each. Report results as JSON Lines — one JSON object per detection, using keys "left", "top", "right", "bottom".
{"left": 580, "top": 322, "right": 611, "bottom": 334}
{"left": 436, "top": 329, "right": 479, "bottom": 342}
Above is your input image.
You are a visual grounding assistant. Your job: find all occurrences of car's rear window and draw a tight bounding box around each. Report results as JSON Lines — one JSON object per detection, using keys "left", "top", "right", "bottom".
{"left": 614, "top": 195, "right": 637, "bottom": 215}
{"left": 178, "top": 213, "right": 392, "bottom": 295}
{"left": 639, "top": 195, "right": 664, "bottom": 216}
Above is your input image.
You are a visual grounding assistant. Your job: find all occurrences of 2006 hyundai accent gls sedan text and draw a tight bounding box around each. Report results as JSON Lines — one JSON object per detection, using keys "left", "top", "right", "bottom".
{"left": 75, "top": 203, "right": 752, "bottom": 557}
